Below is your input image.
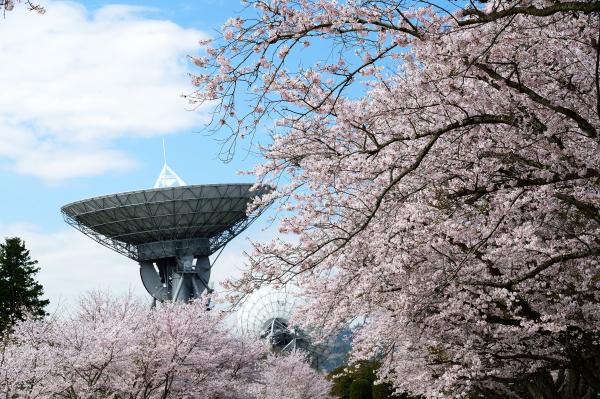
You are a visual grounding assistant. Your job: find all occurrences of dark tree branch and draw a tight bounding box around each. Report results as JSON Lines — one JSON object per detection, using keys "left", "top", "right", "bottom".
{"left": 475, "top": 63, "right": 598, "bottom": 138}
{"left": 472, "top": 247, "right": 600, "bottom": 288}
{"left": 459, "top": 2, "right": 600, "bottom": 26}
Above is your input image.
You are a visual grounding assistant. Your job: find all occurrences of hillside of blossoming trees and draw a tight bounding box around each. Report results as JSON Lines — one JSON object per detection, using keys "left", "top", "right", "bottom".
{"left": 189, "top": 1, "right": 600, "bottom": 397}
{"left": 0, "top": 292, "right": 332, "bottom": 398}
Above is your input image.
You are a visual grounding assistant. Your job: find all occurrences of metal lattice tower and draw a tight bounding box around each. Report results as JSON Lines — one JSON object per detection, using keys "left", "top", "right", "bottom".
{"left": 61, "top": 165, "right": 269, "bottom": 302}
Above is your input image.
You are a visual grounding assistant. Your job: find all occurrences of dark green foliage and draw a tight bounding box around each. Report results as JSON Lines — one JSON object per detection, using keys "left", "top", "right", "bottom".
{"left": 330, "top": 365, "right": 353, "bottom": 399}
{"left": 329, "top": 360, "right": 418, "bottom": 399}
{"left": 372, "top": 382, "right": 396, "bottom": 399}
{"left": 349, "top": 379, "right": 372, "bottom": 399}
{"left": 0, "top": 237, "right": 48, "bottom": 334}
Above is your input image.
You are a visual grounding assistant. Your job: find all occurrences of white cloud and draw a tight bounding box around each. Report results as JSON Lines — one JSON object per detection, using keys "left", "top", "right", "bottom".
{"left": 0, "top": 223, "right": 147, "bottom": 310}
{"left": 0, "top": 1, "right": 207, "bottom": 181}
{"left": 0, "top": 221, "right": 280, "bottom": 310}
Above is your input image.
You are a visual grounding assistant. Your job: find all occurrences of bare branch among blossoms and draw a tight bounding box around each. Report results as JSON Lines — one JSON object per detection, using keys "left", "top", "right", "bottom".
{"left": 1, "top": 0, "right": 44, "bottom": 15}
{"left": 458, "top": 1, "right": 600, "bottom": 26}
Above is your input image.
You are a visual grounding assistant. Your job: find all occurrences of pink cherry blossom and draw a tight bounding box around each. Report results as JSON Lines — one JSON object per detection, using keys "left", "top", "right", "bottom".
{"left": 1, "top": 0, "right": 44, "bottom": 14}
{"left": 191, "top": 1, "right": 600, "bottom": 397}
{"left": 0, "top": 292, "right": 332, "bottom": 398}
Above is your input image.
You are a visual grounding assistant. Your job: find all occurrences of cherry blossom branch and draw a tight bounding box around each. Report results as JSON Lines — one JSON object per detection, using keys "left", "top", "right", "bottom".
{"left": 596, "top": 25, "right": 600, "bottom": 119}
{"left": 472, "top": 247, "right": 600, "bottom": 288}
{"left": 459, "top": 1, "right": 600, "bottom": 26}
{"left": 474, "top": 62, "right": 598, "bottom": 138}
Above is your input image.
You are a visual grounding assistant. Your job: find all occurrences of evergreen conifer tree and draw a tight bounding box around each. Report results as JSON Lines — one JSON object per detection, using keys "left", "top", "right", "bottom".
{"left": 0, "top": 237, "right": 48, "bottom": 333}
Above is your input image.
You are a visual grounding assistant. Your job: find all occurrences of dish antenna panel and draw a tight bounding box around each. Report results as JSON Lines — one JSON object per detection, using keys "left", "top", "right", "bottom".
{"left": 237, "top": 287, "right": 349, "bottom": 370}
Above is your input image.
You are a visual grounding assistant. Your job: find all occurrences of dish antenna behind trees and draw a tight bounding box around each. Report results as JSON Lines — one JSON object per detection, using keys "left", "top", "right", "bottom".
{"left": 236, "top": 287, "right": 350, "bottom": 370}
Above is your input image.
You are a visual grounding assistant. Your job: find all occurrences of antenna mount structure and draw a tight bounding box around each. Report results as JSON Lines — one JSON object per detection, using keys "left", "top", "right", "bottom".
{"left": 154, "top": 138, "right": 186, "bottom": 189}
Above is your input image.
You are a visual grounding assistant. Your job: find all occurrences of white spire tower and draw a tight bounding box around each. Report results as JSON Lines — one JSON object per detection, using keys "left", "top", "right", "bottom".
{"left": 153, "top": 138, "right": 187, "bottom": 188}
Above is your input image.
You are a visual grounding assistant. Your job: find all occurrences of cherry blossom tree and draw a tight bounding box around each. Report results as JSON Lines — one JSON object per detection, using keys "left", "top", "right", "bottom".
{"left": 1, "top": 0, "right": 44, "bottom": 14}
{"left": 0, "top": 292, "right": 332, "bottom": 398}
{"left": 254, "top": 352, "right": 333, "bottom": 399}
{"left": 190, "top": 0, "right": 600, "bottom": 397}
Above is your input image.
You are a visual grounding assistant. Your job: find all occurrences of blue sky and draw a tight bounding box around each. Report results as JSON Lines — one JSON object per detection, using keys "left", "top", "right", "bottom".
{"left": 0, "top": 0, "right": 273, "bottom": 308}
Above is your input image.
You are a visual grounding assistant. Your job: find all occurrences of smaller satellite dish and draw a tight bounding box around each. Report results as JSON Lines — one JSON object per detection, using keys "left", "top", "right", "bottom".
{"left": 237, "top": 287, "right": 312, "bottom": 353}
{"left": 236, "top": 286, "right": 351, "bottom": 370}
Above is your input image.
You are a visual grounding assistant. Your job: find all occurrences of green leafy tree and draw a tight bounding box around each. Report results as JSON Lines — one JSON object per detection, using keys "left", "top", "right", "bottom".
{"left": 372, "top": 382, "right": 398, "bottom": 399}
{"left": 349, "top": 379, "right": 372, "bottom": 399}
{"left": 330, "top": 366, "right": 353, "bottom": 399}
{"left": 0, "top": 237, "right": 48, "bottom": 333}
{"left": 329, "top": 361, "right": 416, "bottom": 399}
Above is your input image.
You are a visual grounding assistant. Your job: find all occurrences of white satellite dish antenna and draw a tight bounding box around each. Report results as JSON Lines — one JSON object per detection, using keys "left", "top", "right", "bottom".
{"left": 154, "top": 138, "right": 186, "bottom": 188}
{"left": 237, "top": 287, "right": 305, "bottom": 351}
{"left": 235, "top": 286, "right": 350, "bottom": 371}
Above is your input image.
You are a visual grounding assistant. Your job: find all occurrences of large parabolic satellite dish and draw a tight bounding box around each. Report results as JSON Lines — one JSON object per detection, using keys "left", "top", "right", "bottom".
{"left": 62, "top": 167, "right": 269, "bottom": 302}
